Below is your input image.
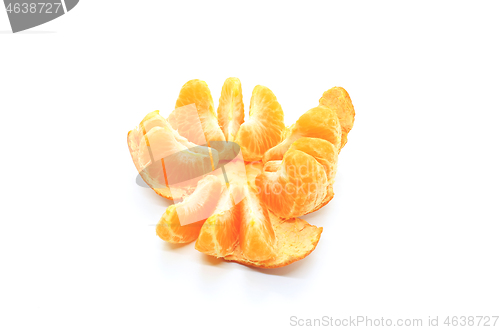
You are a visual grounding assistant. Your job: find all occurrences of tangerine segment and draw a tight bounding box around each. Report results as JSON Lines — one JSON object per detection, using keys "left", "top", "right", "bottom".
{"left": 196, "top": 183, "right": 277, "bottom": 261}
{"left": 256, "top": 138, "right": 333, "bottom": 218}
{"left": 239, "top": 186, "right": 277, "bottom": 261}
{"left": 308, "top": 184, "right": 334, "bottom": 215}
{"left": 319, "top": 87, "right": 355, "bottom": 149}
{"left": 262, "top": 105, "right": 341, "bottom": 164}
{"left": 171, "top": 80, "right": 235, "bottom": 160}
{"left": 234, "top": 86, "right": 285, "bottom": 161}
{"left": 224, "top": 212, "right": 323, "bottom": 268}
{"left": 288, "top": 137, "right": 338, "bottom": 184}
{"left": 139, "top": 110, "right": 211, "bottom": 153}
{"left": 139, "top": 110, "right": 166, "bottom": 132}
{"left": 264, "top": 137, "right": 338, "bottom": 213}
{"left": 157, "top": 175, "right": 222, "bottom": 244}
{"left": 263, "top": 160, "right": 282, "bottom": 172}
{"left": 171, "top": 79, "right": 223, "bottom": 144}
{"left": 245, "top": 162, "right": 264, "bottom": 190}
{"left": 195, "top": 185, "right": 242, "bottom": 257}
{"left": 217, "top": 78, "right": 244, "bottom": 142}
{"left": 289, "top": 138, "right": 338, "bottom": 213}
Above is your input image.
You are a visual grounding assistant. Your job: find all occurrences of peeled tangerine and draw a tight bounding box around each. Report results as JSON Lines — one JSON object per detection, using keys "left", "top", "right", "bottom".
{"left": 127, "top": 78, "right": 355, "bottom": 268}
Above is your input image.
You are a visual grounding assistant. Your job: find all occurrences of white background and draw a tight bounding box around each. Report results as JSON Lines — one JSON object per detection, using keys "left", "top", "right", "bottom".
{"left": 1, "top": 1, "right": 499, "bottom": 329}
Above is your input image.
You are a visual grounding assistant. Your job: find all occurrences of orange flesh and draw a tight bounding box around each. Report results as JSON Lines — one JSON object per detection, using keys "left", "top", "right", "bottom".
{"left": 195, "top": 185, "right": 242, "bottom": 257}
{"left": 224, "top": 212, "right": 323, "bottom": 268}
{"left": 234, "top": 85, "right": 285, "bottom": 161}
{"left": 262, "top": 105, "right": 341, "bottom": 164}
{"left": 257, "top": 149, "right": 328, "bottom": 218}
{"left": 156, "top": 175, "right": 222, "bottom": 243}
{"left": 239, "top": 186, "right": 277, "bottom": 261}
{"left": 256, "top": 137, "right": 339, "bottom": 218}
{"left": 217, "top": 77, "right": 244, "bottom": 142}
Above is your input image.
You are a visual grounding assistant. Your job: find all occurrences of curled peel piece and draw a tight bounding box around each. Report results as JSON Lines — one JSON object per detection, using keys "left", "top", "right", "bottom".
{"left": 157, "top": 175, "right": 222, "bottom": 243}
{"left": 262, "top": 105, "right": 341, "bottom": 164}
{"left": 319, "top": 87, "right": 355, "bottom": 149}
{"left": 217, "top": 77, "right": 245, "bottom": 142}
{"left": 138, "top": 127, "right": 216, "bottom": 197}
{"left": 224, "top": 212, "right": 322, "bottom": 269}
{"left": 235, "top": 86, "right": 285, "bottom": 161}
{"left": 137, "top": 127, "right": 214, "bottom": 173}
{"left": 128, "top": 112, "right": 186, "bottom": 199}
{"left": 140, "top": 110, "right": 199, "bottom": 150}
{"left": 127, "top": 111, "right": 219, "bottom": 200}
{"left": 256, "top": 137, "right": 337, "bottom": 218}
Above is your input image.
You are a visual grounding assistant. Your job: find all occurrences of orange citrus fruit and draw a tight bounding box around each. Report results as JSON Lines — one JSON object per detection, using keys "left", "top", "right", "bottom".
{"left": 127, "top": 78, "right": 355, "bottom": 268}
